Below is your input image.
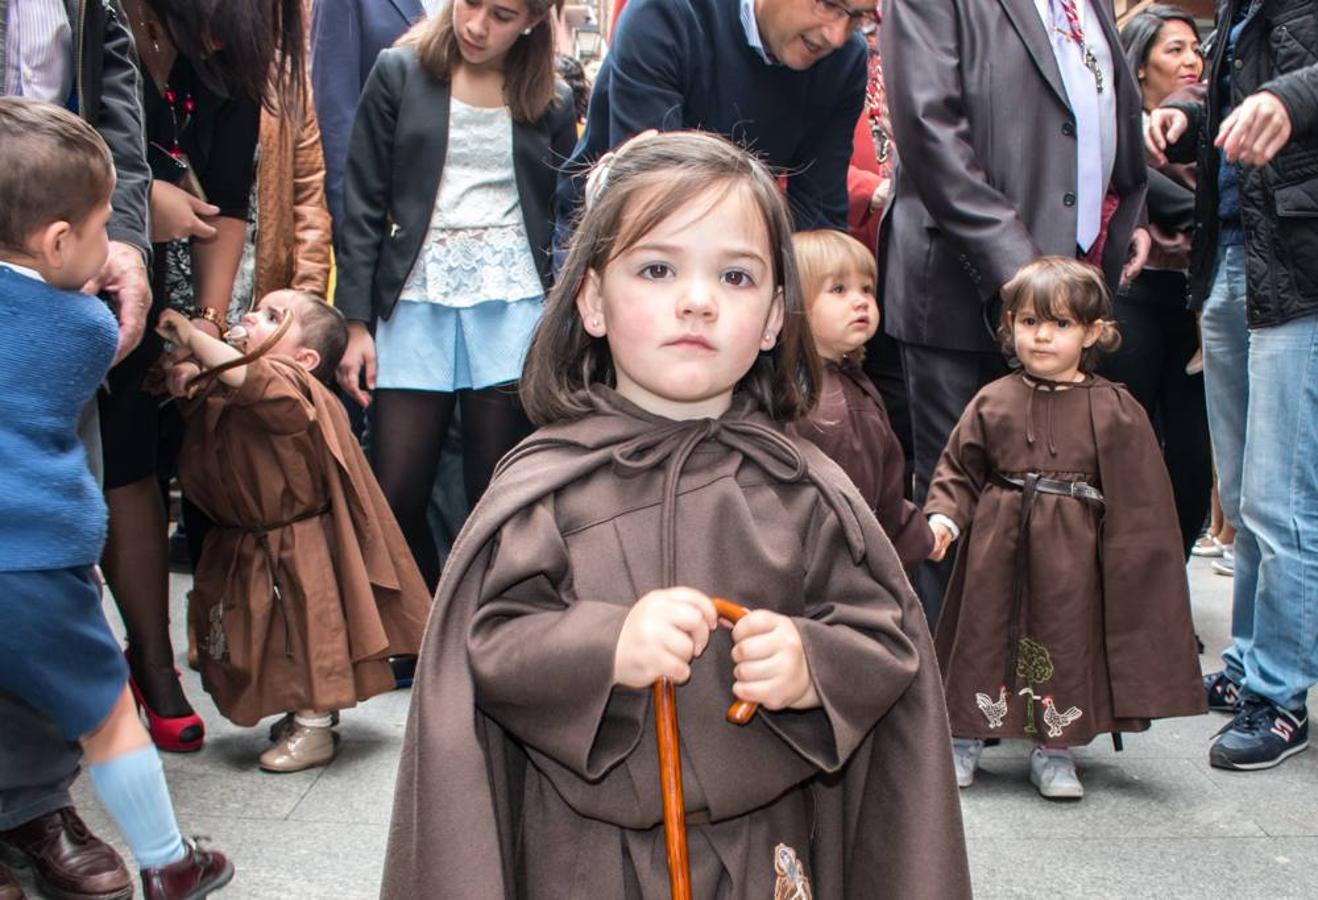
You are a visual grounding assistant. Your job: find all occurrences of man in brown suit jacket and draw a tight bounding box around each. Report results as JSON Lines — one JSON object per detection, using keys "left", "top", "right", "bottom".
{"left": 879, "top": 0, "right": 1150, "bottom": 620}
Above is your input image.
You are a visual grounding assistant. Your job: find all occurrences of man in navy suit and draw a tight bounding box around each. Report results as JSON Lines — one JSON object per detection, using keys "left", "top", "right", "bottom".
{"left": 311, "top": 0, "right": 424, "bottom": 249}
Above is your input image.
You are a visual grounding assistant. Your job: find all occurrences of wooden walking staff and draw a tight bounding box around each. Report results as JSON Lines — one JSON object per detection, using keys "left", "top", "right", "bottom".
{"left": 654, "top": 597, "right": 758, "bottom": 900}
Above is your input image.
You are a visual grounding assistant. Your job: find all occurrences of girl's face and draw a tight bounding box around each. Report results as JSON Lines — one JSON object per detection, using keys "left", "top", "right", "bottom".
{"left": 1010, "top": 300, "right": 1102, "bottom": 383}
{"left": 807, "top": 268, "right": 878, "bottom": 361}
{"left": 452, "top": 0, "right": 540, "bottom": 70}
{"left": 576, "top": 187, "right": 784, "bottom": 420}
{"left": 1139, "top": 20, "right": 1202, "bottom": 110}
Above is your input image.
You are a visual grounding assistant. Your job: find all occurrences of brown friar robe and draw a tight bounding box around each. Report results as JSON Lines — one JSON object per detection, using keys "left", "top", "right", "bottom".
{"left": 178, "top": 357, "right": 431, "bottom": 726}
{"left": 790, "top": 359, "right": 933, "bottom": 570}
{"left": 926, "top": 372, "right": 1206, "bottom": 746}
{"left": 382, "top": 387, "right": 969, "bottom": 900}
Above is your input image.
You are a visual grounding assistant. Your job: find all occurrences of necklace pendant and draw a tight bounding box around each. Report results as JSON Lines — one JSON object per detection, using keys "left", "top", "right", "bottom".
{"left": 1084, "top": 46, "right": 1104, "bottom": 93}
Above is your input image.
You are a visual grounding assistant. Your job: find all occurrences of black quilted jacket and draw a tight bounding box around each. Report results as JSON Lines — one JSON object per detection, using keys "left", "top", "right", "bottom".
{"left": 1165, "top": 0, "right": 1318, "bottom": 327}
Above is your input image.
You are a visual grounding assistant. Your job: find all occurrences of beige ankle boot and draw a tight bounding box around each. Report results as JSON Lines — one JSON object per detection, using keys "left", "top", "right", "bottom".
{"left": 259, "top": 719, "right": 335, "bottom": 773}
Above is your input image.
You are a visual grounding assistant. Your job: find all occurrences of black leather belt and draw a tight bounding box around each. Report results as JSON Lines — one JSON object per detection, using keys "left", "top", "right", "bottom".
{"left": 215, "top": 505, "right": 331, "bottom": 657}
{"left": 993, "top": 472, "right": 1104, "bottom": 504}
{"left": 996, "top": 471, "right": 1104, "bottom": 694}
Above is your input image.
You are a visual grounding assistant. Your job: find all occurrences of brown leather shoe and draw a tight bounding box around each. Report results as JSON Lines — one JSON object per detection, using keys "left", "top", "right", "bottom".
{"left": 0, "top": 807, "right": 131, "bottom": 900}
{"left": 0, "top": 862, "right": 25, "bottom": 900}
{"left": 140, "top": 839, "right": 232, "bottom": 900}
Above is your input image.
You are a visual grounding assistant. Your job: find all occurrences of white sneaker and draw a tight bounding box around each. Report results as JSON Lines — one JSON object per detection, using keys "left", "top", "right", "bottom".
{"left": 952, "top": 738, "right": 985, "bottom": 788}
{"left": 1030, "top": 746, "right": 1083, "bottom": 799}
{"left": 1212, "top": 547, "right": 1235, "bottom": 577}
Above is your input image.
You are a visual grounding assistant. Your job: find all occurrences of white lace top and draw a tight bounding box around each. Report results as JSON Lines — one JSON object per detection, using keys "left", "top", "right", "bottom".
{"left": 397, "top": 97, "right": 543, "bottom": 308}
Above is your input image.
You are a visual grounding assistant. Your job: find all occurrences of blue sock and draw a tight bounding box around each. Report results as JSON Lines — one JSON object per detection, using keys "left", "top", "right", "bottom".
{"left": 88, "top": 745, "right": 186, "bottom": 868}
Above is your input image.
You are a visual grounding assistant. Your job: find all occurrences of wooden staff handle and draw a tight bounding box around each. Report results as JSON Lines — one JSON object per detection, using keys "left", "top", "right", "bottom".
{"left": 710, "top": 597, "right": 758, "bottom": 725}
{"left": 655, "top": 678, "right": 689, "bottom": 900}
{"left": 655, "top": 597, "right": 758, "bottom": 900}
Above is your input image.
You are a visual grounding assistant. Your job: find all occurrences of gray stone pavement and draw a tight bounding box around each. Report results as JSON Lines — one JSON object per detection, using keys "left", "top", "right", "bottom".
{"left": 11, "top": 557, "right": 1314, "bottom": 897}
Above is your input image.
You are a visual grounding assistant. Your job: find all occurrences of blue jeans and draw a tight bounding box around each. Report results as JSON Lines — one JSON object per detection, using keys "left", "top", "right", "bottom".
{"left": 1202, "top": 244, "right": 1318, "bottom": 710}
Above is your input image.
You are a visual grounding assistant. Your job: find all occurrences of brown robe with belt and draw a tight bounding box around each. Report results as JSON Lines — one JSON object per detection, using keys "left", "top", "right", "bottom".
{"left": 178, "top": 358, "right": 430, "bottom": 726}
{"left": 791, "top": 359, "right": 933, "bottom": 570}
{"left": 926, "top": 373, "right": 1206, "bottom": 745}
{"left": 382, "top": 387, "right": 969, "bottom": 899}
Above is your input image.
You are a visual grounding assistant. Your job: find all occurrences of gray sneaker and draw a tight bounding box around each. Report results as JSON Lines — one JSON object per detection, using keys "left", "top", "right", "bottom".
{"left": 952, "top": 738, "right": 985, "bottom": 788}
{"left": 1030, "top": 746, "right": 1083, "bottom": 800}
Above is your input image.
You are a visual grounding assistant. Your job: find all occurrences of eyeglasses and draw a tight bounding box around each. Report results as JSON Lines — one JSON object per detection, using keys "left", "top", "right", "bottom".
{"left": 812, "top": 0, "right": 880, "bottom": 29}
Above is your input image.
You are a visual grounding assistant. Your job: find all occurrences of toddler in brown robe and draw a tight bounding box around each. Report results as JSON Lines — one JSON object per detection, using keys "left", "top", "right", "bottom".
{"left": 383, "top": 133, "right": 970, "bottom": 899}
{"left": 157, "top": 291, "right": 430, "bottom": 773}
{"left": 788, "top": 230, "right": 933, "bottom": 571}
{"left": 925, "top": 257, "right": 1205, "bottom": 800}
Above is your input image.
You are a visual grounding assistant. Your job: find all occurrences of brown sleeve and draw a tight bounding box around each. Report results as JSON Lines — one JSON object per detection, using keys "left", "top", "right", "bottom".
{"left": 766, "top": 497, "right": 920, "bottom": 773}
{"left": 214, "top": 357, "right": 316, "bottom": 435}
{"left": 870, "top": 410, "right": 935, "bottom": 569}
{"left": 290, "top": 94, "right": 333, "bottom": 296}
{"left": 923, "top": 394, "right": 991, "bottom": 530}
{"left": 467, "top": 499, "right": 645, "bottom": 780}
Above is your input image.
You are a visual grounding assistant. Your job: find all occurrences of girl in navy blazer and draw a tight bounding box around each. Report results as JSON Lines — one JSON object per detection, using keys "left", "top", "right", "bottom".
{"left": 336, "top": 0, "right": 576, "bottom": 589}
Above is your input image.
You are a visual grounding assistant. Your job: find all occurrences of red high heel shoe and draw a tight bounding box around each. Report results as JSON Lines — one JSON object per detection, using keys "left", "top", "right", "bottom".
{"left": 125, "top": 661, "right": 205, "bottom": 753}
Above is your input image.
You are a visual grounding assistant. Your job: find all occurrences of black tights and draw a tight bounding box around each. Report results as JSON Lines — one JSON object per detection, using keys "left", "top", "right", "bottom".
{"left": 371, "top": 385, "right": 532, "bottom": 591}
{"left": 101, "top": 476, "right": 193, "bottom": 718}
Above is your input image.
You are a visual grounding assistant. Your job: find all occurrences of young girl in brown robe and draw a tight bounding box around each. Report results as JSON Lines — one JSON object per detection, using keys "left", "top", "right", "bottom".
{"left": 925, "top": 257, "right": 1205, "bottom": 800}
{"left": 157, "top": 291, "right": 430, "bottom": 773}
{"left": 383, "top": 132, "right": 970, "bottom": 899}
{"left": 788, "top": 230, "right": 933, "bottom": 571}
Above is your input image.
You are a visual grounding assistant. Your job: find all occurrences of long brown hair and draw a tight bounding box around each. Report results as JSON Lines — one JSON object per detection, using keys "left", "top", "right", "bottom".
{"left": 146, "top": 0, "right": 306, "bottom": 113}
{"left": 397, "top": 0, "right": 561, "bottom": 122}
{"left": 520, "top": 131, "right": 820, "bottom": 425}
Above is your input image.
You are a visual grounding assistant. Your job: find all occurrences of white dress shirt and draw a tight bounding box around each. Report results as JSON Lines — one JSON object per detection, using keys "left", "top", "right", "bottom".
{"left": 3, "top": 0, "right": 73, "bottom": 102}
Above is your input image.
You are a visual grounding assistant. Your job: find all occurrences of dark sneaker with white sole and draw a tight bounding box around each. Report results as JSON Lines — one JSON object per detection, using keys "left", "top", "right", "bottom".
{"left": 1204, "top": 670, "right": 1242, "bottom": 713}
{"left": 1209, "top": 697, "right": 1309, "bottom": 771}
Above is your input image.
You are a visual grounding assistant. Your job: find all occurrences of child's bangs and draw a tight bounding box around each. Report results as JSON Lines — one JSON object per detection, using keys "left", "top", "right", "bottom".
{"left": 1005, "top": 258, "right": 1107, "bottom": 325}
{"left": 794, "top": 231, "right": 877, "bottom": 302}
{"left": 605, "top": 174, "right": 756, "bottom": 267}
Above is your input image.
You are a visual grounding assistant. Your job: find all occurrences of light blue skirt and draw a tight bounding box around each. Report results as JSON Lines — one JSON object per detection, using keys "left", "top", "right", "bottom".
{"left": 374, "top": 296, "right": 544, "bottom": 392}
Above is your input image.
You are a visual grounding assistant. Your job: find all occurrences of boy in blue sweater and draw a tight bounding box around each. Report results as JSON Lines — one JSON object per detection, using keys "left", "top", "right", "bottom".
{"left": 0, "top": 98, "right": 232, "bottom": 900}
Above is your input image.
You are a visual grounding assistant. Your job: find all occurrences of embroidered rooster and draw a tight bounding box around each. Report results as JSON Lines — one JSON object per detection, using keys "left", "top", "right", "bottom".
{"left": 1041, "top": 696, "right": 1083, "bottom": 738}
{"left": 975, "top": 685, "right": 1009, "bottom": 729}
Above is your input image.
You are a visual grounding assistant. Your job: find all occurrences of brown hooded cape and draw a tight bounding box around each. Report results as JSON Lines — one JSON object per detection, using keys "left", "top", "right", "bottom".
{"left": 927, "top": 373, "right": 1206, "bottom": 744}
{"left": 178, "top": 357, "right": 431, "bottom": 726}
{"left": 790, "top": 358, "right": 934, "bottom": 570}
{"left": 382, "top": 388, "right": 969, "bottom": 899}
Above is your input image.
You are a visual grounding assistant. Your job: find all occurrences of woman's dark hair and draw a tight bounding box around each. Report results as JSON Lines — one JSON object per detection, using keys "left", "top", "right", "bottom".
{"left": 555, "top": 54, "right": 590, "bottom": 122}
{"left": 148, "top": 0, "right": 306, "bottom": 111}
{"left": 1119, "top": 4, "right": 1199, "bottom": 85}
{"left": 398, "top": 0, "right": 562, "bottom": 123}
{"left": 520, "top": 131, "right": 820, "bottom": 425}
{"left": 997, "top": 257, "right": 1121, "bottom": 373}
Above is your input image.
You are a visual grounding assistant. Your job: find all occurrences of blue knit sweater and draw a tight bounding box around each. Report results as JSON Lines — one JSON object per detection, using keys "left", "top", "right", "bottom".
{"left": 0, "top": 266, "right": 118, "bottom": 571}
{"left": 555, "top": 0, "right": 867, "bottom": 232}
